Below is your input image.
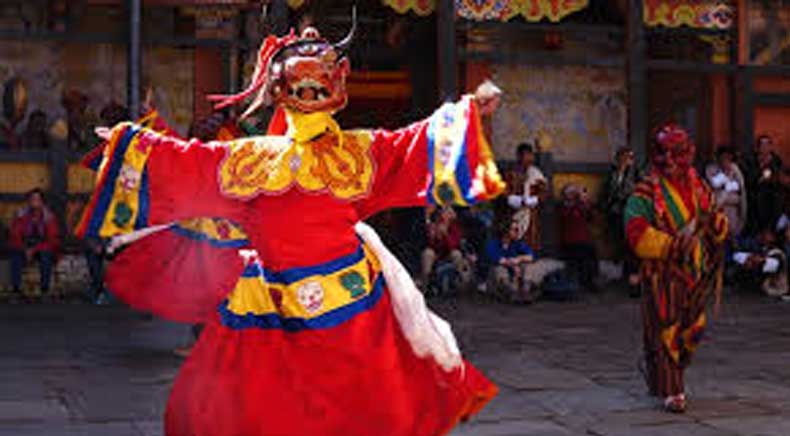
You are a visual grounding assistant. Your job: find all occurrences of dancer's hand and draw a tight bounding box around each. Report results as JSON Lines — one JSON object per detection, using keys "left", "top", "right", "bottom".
{"left": 474, "top": 80, "right": 502, "bottom": 116}
{"left": 95, "top": 126, "right": 112, "bottom": 141}
{"left": 143, "top": 86, "right": 155, "bottom": 114}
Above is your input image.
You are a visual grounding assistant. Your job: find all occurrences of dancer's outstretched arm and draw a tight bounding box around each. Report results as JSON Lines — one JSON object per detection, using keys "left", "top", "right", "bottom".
{"left": 355, "top": 81, "right": 506, "bottom": 218}
{"left": 77, "top": 123, "right": 283, "bottom": 239}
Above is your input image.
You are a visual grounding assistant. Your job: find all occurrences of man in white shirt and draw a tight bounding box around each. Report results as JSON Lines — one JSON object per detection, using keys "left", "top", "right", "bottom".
{"left": 506, "top": 143, "right": 547, "bottom": 249}
{"left": 705, "top": 146, "right": 747, "bottom": 239}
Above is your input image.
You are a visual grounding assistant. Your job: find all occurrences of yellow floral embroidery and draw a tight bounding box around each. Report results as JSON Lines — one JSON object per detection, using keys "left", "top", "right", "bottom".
{"left": 218, "top": 113, "right": 374, "bottom": 200}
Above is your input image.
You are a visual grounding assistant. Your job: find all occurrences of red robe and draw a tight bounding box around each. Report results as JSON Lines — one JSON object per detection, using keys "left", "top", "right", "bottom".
{"left": 78, "top": 97, "right": 503, "bottom": 436}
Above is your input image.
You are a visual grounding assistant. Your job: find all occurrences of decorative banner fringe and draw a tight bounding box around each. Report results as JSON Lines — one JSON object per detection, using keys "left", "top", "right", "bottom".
{"left": 379, "top": 0, "right": 589, "bottom": 22}
{"left": 644, "top": 0, "right": 735, "bottom": 30}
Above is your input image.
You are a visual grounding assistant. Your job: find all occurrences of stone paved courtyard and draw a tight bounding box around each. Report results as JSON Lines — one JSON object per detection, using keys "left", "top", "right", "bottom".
{"left": 1, "top": 290, "right": 789, "bottom": 436}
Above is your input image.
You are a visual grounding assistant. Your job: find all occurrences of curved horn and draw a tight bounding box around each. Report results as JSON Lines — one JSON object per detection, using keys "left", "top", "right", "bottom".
{"left": 333, "top": 5, "right": 357, "bottom": 52}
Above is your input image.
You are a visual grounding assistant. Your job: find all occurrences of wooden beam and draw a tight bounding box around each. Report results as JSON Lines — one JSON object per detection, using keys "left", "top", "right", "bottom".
{"left": 738, "top": 67, "right": 755, "bottom": 156}
{"left": 461, "top": 21, "right": 625, "bottom": 37}
{"left": 646, "top": 59, "right": 738, "bottom": 73}
{"left": 0, "top": 151, "right": 50, "bottom": 162}
{"left": 437, "top": 0, "right": 457, "bottom": 101}
{"left": 0, "top": 192, "right": 90, "bottom": 202}
{"left": 127, "top": 0, "right": 142, "bottom": 117}
{"left": 627, "top": 0, "right": 647, "bottom": 161}
{"left": 754, "top": 92, "right": 790, "bottom": 106}
{"left": 460, "top": 48, "right": 626, "bottom": 68}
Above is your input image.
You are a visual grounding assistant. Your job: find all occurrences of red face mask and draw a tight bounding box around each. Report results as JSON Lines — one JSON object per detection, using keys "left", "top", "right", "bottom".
{"left": 268, "top": 34, "right": 351, "bottom": 114}
{"left": 651, "top": 123, "right": 696, "bottom": 178}
{"left": 208, "top": 13, "right": 356, "bottom": 118}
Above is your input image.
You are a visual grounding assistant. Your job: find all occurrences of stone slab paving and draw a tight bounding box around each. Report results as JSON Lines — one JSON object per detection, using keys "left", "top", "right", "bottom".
{"left": 1, "top": 290, "right": 789, "bottom": 435}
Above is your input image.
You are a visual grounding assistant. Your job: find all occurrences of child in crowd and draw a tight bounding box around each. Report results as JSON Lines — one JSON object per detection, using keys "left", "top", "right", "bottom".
{"left": 558, "top": 183, "right": 599, "bottom": 292}
{"left": 421, "top": 206, "right": 475, "bottom": 296}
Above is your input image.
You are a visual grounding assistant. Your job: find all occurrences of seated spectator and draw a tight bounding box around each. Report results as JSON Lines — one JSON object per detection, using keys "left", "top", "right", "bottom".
{"left": 483, "top": 219, "right": 537, "bottom": 303}
{"left": 420, "top": 206, "right": 474, "bottom": 296}
{"left": 558, "top": 183, "right": 599, "bottom": 292}
{"left": 20, "top": 110, "right": 50, "bottom": 149}
{"left": 8, "top": 188, "right": 60, "bottom": 297}
{"left": 732, "top": 228, "right": 787, "bottom": 297}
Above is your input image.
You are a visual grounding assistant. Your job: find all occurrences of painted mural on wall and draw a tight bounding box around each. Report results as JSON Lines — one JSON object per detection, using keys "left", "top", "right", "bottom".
{"left": 0, "top": 42, "right": 126, "bottom": 148}
{"left": 0, "top": 42, "right": 194, "bottom": 148}
{"left": 143, "top": 47, "right": 194, "bottom": 137}
{"left": 491, "top": 64, "right": 626, "bottom": 163}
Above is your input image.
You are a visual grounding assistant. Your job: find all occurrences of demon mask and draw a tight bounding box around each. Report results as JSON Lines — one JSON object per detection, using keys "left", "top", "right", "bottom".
{"left": 651, "top": 123, "right": 696, "bottom": 180}
{"left": 210, "top": 9, "right": 356, "bottom": 118}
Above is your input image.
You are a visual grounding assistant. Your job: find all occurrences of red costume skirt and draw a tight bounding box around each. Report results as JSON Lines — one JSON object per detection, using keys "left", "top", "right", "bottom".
{"left": 106, "top": 228, "right": 497, "bottom": 436}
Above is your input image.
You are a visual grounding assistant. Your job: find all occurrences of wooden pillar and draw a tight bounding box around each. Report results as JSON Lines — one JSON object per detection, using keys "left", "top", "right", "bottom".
{"left": 194, "top": 47, "right": 225, "bottom": 120}
{"left": 738, "top": 69, "right": 755, "bottom": 156}
{"left": 710, "top": 74, "right": 731, "bottom": 148}
{"left": 627, "top": 0, "right": 647, "bottom": 161}
{"left": 437, "top": 0, "right": 457, "bottom": 102}
{"left": 127, "top": 0, "right": 142, "bottom": 118}
{"left": 737, "top": 0, "right": 749, "bottom": 65}
{"left": 49, "top": 141, "right": 68, "bottom": 236}
{"left": 736, "top": 0, "right": 754, "bottom": 156}
{"left": 409, "top": 18, "right": 439, "bottom": 119}
{"left": 267, "top": 0, "right": 290, "bottom": 37}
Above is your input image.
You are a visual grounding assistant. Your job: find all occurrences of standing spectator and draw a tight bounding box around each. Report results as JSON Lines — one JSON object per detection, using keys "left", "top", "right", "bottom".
{"left": 744, "top": 135, "right": 783, "bottom": 234}
{"left": 601, "top": 146, "right": 641, "bottom": 295}
{"left": 706, "top": 146, "right": 747, "bottom": 239}
{"left": 753, "top": 149, "right": 785, "bottom": 235}
{"left": 506, "top": 142, "right": 547, "bottom": 250}
{"left": 558, "top": 184, "right": 599, "bottom": 292}
{"left": 20, "top": 110, "right": 49, "bottom": 149}
{"left": 62, "top": 90, "right": 95, "bottom": 151}
{"left": 99, "top": 102, "right": 130, "bottom": 128}
{"left": 9, "top": 189, "right": 60, "bottom": 297}
{"left": 483, "top": 219, "right": 536, "bottom": 303}
{"left": 420, "top": 206, "right": 473, "bottom": 295}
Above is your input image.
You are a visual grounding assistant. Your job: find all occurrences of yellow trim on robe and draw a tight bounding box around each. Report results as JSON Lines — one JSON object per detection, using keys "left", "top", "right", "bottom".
{"left": 225, "top": 245, "right": 382, "bottom": 320}
{"left": 177, "top": 218, "right": 248, "bottom": 242}
{"left": 99, "top": 131, "right": 153, "bottom": 236}
{"left": 431, "top": 99, "right": 471, "bottom": 207}
{"left": 633, "top": 226, "right": 673, "bottom": 260}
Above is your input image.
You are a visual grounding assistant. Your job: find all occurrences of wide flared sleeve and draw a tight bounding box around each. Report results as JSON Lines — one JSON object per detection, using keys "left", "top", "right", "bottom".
{"left": 105, "top": 218, "right": 249, "bottom": 324}
{"left": 355, "top": 95, "right": 505, "bottom": 218}
{"left": 76, "top": 122, "right": 248, "bottom": 239}
{"left": 624, "top": 180, "right": 674, "bottom": 260}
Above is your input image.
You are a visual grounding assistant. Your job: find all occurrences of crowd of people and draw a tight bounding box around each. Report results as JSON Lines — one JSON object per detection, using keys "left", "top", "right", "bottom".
{"left": 399, "top": 134, "right": 790, "bottom": 304}
{"left": 2, "top": 112, "right": 790, "bottom": 304}
{"left": 0, "top": 86, "right": 129, "bottom": 151}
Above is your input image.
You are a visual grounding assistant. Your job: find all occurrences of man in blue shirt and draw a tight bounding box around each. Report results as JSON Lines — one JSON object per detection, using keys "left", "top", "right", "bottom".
{"left": 484, "top": 220, "right": 536, "bottom": 303}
